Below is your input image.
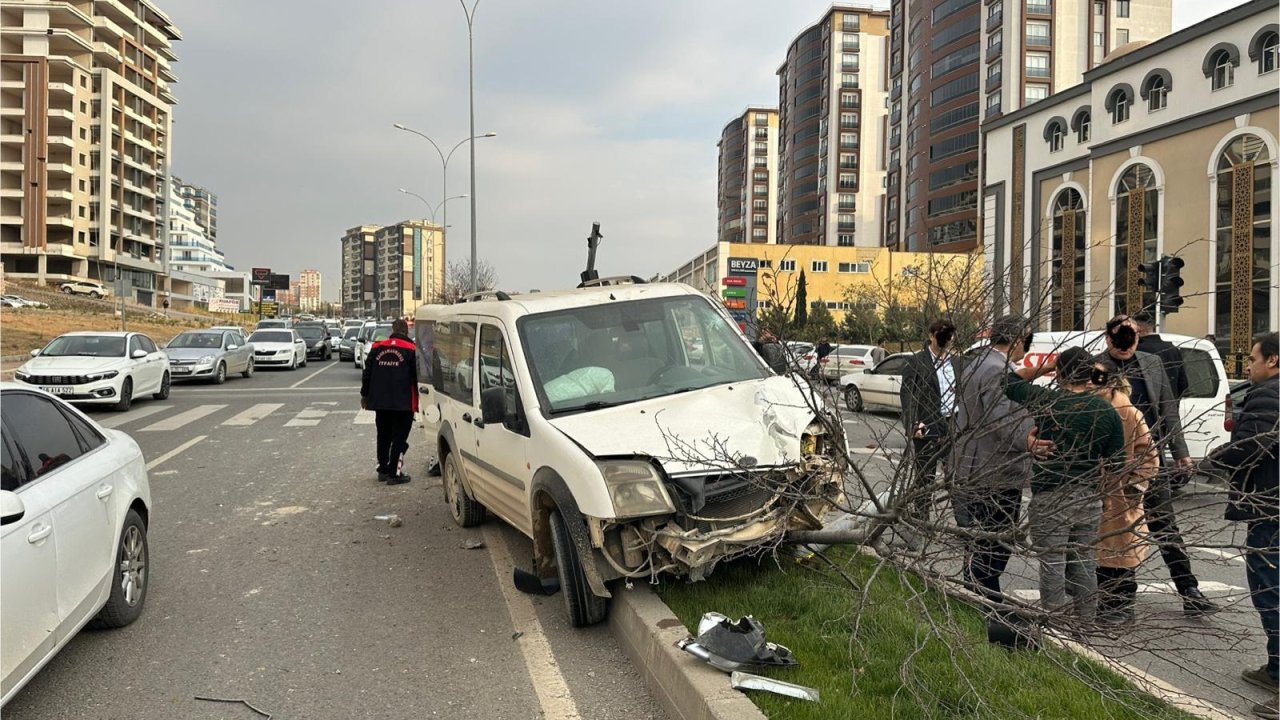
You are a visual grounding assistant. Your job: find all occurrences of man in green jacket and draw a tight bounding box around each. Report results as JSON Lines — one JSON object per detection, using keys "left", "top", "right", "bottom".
{"left": 1005, "top": 345, "right": 1125, "bottom": 622}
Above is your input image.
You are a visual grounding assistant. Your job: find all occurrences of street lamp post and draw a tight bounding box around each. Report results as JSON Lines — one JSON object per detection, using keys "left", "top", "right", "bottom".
{"left": 460, "top": 0, "right": 481, "bottom": 293}
{"left": 398, "top": 189, "right": 468, "bottom": 304}
{"left": 391, "top": 125, "right": 495, "bottom": 249}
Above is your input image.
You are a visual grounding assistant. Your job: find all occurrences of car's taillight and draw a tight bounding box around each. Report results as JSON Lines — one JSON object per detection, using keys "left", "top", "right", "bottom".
{"left": 803, "top": 354, "right": 814, "bottom": 360}
{"left": 819, "top": 357, "right": 829, "bottom": 364}
{"left": 1224, "top": 393, "right": 1234, "bottom": 432}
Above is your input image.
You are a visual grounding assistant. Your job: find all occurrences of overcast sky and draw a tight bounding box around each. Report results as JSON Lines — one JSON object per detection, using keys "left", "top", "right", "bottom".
{"left": 162, "top": 0, "right": 1247, "bottom": 299}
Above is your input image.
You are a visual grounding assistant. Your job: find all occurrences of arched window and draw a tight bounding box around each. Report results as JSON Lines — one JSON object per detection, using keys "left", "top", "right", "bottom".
{"left": 1114, "top": 163, "right": 1158, "bottom": 316}
{"left": 1051, "top": 189, "right": 1086, "bottom": 331}
{"left": 1260, "top": 32, "right": 1279, "bottom": 73}
{"left": 1145, "top": 76, "right": 1167, "bottom": 111}
{"left": 1212, "top": 49, "right": 1235, "bottom": 89}
{"left": 1043, "top": 117, "right": 1067, "bottom": 152}
{"left": 1214, "top": 134, "right": 1272, "bottom": 363}
{"left": 1105, "top": 86, "right": 1132, "bottom": 124}
{"left": 1071, "top": 107, "right": 1091, "bottom": 142}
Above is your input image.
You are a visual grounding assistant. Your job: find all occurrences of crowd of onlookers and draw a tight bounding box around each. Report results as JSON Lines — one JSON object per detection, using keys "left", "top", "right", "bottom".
{"left": 886, "top": 314, "right": 1278, "bottom": 718}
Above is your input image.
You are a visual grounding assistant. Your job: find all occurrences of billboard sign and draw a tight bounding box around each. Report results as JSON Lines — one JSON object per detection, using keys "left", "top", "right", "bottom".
{"left": 267, "top": 273, "right": 291, "bottom": 290}
{"left": 722, "top": 276, "right": 747, "bottom": 287}
{"left": 722, "top": 287, "right": 747, "bottom": 299}
{"left": 251, "top": 267, "right": 271, "bottom": 284}
{"left": 727, "top": 257, "right": 758, "bottom": 275}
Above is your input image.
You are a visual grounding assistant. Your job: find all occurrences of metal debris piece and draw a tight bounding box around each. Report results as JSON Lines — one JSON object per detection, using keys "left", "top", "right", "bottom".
{"left": 373, "top": 513, "right": 402, "bottom": 527}
{"left": 677, "top": 613, "right": 798, "bottom": 673}
{"left": 194, "top": 696, "right": 273, "bottom": 718}
{"left": 730, "top": 671, "right": 820, "bottom": 702}
{"left": 462, "top": 538, "right": 485, "bottom": 549}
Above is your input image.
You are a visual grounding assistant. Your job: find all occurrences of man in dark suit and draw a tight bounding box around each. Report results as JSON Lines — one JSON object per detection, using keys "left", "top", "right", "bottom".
{"left": 1095, "top": 315, "right": 1216, "bottom": 616}
{"left": 899, "top": 319, "right": 962, "bottom": 534}
{"left": 1133, "top": 310, "right": 1189, "bottom": 398}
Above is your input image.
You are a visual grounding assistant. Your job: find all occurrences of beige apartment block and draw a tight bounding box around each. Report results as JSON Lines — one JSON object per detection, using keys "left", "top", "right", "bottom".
{"left": 374, "top": 219, "right": 444, "bottom": 318}
{"left": 717, "top": 107, "right": 779, "bottom": 244}
{"left": 1, "top": 0, "right": 181, "bottom": 307}
{"left": 776, "top": 4, "right": 890, "bottom": 248}
{"left": 298, "top": 268, "right": 321, "bottom": 312}
{"left": 981, "top": 0, "right": 1278, "bottom": 371}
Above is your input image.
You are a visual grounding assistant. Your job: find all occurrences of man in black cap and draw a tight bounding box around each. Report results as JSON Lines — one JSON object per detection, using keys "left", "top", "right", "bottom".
{"left": 361, "top": 318, "right": 417, "bottom": 484}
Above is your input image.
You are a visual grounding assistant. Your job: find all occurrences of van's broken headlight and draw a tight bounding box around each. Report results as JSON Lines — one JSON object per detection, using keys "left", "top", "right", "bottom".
{"left": 599, "top": 460, "right": 675, "bottom": 518}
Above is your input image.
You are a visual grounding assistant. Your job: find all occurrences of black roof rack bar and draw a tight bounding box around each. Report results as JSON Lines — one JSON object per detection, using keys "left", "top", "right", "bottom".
{"left": 576, "top": 275, "right": 649, "bottom": 289}
{"left": 459, "top": 290, "right": 512, "bottom": 303}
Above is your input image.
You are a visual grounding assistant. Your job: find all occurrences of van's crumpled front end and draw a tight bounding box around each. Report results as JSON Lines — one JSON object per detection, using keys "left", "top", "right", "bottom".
{"left": 552, "top": 377, "right": 847, "bottom": 583}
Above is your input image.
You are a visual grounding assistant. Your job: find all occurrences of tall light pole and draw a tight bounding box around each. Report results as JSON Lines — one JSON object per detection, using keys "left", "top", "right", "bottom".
{"left": 460, "top": 0, "right": 481, "bottom": 293}
{"left": 397, "top": 188, "right": 467, "bottom": 226}
{"left": 391, "top": 124, "right": 495, "bottom": 247}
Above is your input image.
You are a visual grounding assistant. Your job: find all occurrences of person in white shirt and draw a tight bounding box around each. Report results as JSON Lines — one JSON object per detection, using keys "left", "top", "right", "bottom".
{"left": 899, "top": 319, "right": 962, "bottom": 537}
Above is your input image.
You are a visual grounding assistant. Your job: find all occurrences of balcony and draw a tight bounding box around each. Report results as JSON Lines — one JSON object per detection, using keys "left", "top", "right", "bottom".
{"left": 987, "top": 69, "right": 1002, "bottom": 88}
{"left": 1025, "top": 35, "right": 1050, "bottom": 47}
{"left": 987, "top": 10, "right": 1003, "bottom": 29}
{"left": 987, "top": 44, "right": 1002, "bottom": 62}
{"left": 47, "top": 163, "right": 75, "bottom": 176}
{"left": 1025, "top": 66, "right": 1050, "bottom": 78}
{"left": 841, "top": 41, "right": 860, "bottom": 52}
{"left": 46, "top": 189, "right": 75, "bottom": 202}
{"left": 1025, "top": 2, "right": 1051, "bottom": 15}
{"left": 47, "top": 215, "right": 75, "bottom": 229}
{"left": 94, "top": 15, "right": 127, "bottom": 40}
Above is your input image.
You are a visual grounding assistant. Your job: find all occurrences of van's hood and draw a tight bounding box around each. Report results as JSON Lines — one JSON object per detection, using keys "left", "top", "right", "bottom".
{"left": 548, "top": 376, "right": 819, "bottom": 476}
{"left": 20, "top": 355, "right": 126, "bottom": 374}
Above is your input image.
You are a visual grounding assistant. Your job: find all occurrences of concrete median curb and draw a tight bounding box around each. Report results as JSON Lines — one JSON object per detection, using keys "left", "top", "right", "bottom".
{"left": 608, "top": 584, "right": 767, "bottom": 720}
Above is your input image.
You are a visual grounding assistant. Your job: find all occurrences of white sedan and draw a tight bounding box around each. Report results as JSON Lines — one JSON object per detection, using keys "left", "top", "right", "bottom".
{"left": 840, "top": 352, "right": 911, "bottom": 413}
{"left": 14, "top": 332, "right": 171, "bottom": 412}
{"left": 247, "top": 329, "right": 307, "bottom": 370}
{"left": 1, "top": 384, "right": 152, "bottom": 706}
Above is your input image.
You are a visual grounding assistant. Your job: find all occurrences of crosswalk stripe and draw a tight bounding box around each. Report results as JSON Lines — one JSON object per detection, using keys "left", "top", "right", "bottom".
{"left": 1008, "top": 580, "right": 1246, "bottom": 604}
{"left": 98, "top": 404, "right": 170, "bottom": 429}
{"left": 221, "top": 403, "right": 284, "bottom": 427}
{"left": 354, "top": 409, "right": 376, "bottom": 425}
{"left": 284, "top": 407, "right": 329, "bottom": 428}
{"left": 1193, "top": 547, "right": 1248, "bottom": 565}
{"left": 139, "top": 404, "right": 226, "bottom": 432}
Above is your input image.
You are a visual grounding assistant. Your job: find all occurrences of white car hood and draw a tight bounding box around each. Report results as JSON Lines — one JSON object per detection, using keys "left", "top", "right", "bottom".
{"left": 548, "top": 376, "right": 819, "bottom": 476}
{"left": 20, "top": 356, "right": 127, "bottom": 374}
{"left": 253, "top": 342, "right": 294, "bottom": 351}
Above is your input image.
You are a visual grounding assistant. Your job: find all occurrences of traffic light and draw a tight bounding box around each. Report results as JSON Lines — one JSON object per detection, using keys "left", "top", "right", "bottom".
{"left": 1160, "top": 255, "right": 1185, "bottom": 313}
{"left": 1137, "top": 260, "right": 1161, "bottom": 310}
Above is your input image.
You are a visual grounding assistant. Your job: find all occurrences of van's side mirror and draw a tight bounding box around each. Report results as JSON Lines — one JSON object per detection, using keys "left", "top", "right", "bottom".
{"left": 481, "top": 387, "right": 507, "bottom": 425}
{"left": 0, "top": 491, "right": 25, "bottom": 526}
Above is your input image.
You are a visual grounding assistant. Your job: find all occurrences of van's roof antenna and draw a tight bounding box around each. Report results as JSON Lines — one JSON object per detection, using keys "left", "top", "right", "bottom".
{"left": 580, "top": 222, "right": 602, "bottom": 285}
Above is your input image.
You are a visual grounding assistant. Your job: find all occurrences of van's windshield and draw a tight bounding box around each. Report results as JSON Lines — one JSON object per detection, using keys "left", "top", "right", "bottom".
{"left": 518, "top": 295, "right": 768, "bottom": 415}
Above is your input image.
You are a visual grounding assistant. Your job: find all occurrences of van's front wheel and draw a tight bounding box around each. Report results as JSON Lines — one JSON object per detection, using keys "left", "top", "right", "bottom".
{"left": 549, "top": 510, "right": 608, "bottom": 627}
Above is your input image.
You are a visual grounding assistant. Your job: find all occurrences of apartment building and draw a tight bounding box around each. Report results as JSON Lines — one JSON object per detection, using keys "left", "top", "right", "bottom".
{"left": 0, "top": 0, "right": 181, "bottom": 307}
{"left": 981, "top": 0, "right": 1276, "bottom": 369}
{"left": 340, "top": 224, "right": 377, "bottom": 317}
{"left": 298, "top": 268, "right": 321, "bottom": 312}
{"left": 716, "top": 107, "right": 779, "bottom": 244}
{"left": 166, "top": 176, "right": 228, "bottom": 274}
{"left": 884, "top": 0, "right": 1170, "bottom": 252}
{"left": 776, "top": 4, "right": 890, "bottom": 248}
{"left": 173, "top": 174, "right": 215, "bottom": 241}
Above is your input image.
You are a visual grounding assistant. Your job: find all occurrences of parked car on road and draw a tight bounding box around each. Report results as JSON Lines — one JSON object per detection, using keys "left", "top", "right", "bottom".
{"left": 15, "top": 332, "right": 170, "bottom": 411}
{"left": 821, "top": 344, "right": 877, "bottom": 381}
{"left": 294, "top": 324, "right": 333, "bottom": 361}
{"left": 0, "top": 384, "right": 152, "bottom": 707}
{"left": 840, "top": 352, "right": 911, "bottom": 413}
{"left": 338, "top": 326, "right": 360, "bottom": 362}
{"left": 247, "top": 329, "right": 306, "bottom": 370}
{"left": 58, "top": 280, "right": 108, "bottom": 299}
{"left": 353, "top": 321, "right": 379, "bottom": 369}
{"left": 0, "top": 295, "right": 49, "bottom": 309}
{"left": 254, "top": 318, "right": 291, "bottom": 330}
{"left": 414, "top": 282, "right": 845, "bottom": 627}
{"left": 357, "top": 323, "right": 394, "bottom": 369}
{"left": 164, "top": 330, "right": 254, "bottom": 384}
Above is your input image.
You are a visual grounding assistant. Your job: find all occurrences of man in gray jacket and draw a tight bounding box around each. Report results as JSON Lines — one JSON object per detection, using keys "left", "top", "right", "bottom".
{"left": 1095, "top": 315, "right": 1217, "bottom": 616}
{"left": 951, "top": 315, "right": 1038, "bottom": 601}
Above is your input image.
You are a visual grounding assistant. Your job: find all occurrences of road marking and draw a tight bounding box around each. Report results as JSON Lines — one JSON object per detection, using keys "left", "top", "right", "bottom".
{"left": 146, "top": 435, "right": 207, "bottom": 471}
{"left": 354, "top": 409, "right": 376, "bottom": 425}
{"left": 290, "top": 362, "right": 334, "bottom": 389}
{"left": 1194, "top": 546, "right": 1248, "bottom": 565}
{"left": 1009, "top": 580, "right": 1246, "bottom": 603}
{"left": 176, "top": 386, "right": 356, "bottom": 394}
{"left": 284, "top": 406, "right": 329, "bottom": 427}
{"left": 483, "top": 526, "right": 582, "bottom": 720}
{"left": 221, "top": 403, "right": 284, "bottom": 427}
{"left": 139, "top": 404, "right": 226, "bottom": 432}
{"left": 97, "top": 404, "right": 170, "bottom": 429}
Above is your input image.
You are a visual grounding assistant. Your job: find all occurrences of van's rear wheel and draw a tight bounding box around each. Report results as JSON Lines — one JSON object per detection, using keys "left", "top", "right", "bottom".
{"left": 549, "top": 510, "right": 608, "bottom": 627}
{"left": 442, "top": 452, "right": 485, "bottom": 527}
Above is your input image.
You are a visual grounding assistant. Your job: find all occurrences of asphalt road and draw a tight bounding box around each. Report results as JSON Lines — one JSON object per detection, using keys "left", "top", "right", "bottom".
{"left": 6, "top": 363, "right": 1270, "bottom": 718}
{"left": 4, "top": 358, "right": 668, "bottom": 720}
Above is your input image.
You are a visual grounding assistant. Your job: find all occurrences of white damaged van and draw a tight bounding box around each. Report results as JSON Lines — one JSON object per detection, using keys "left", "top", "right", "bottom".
{"left": 414, "top": 281, "right": 846, "bottom": 626}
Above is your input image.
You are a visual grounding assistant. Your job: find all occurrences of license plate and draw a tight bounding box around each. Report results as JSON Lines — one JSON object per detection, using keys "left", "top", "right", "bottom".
{"left": 172, "top": 367, "right": 191, "bottom": 374}
{"left": 40, "top": 386, "right": 74, "bottom": 395}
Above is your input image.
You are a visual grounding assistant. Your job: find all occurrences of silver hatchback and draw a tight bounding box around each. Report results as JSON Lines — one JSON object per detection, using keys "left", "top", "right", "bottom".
{"left": 164, "top": 330, "right": 255, "bottom": 384}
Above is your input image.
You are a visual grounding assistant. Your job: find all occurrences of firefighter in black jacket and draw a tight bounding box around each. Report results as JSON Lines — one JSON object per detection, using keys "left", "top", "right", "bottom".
{"left": 361, "top": 319, "right": 418, "bottom": 484}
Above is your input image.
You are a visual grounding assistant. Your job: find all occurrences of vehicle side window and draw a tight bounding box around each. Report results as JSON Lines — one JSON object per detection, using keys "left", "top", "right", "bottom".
{"left": 1, "top": 431, "right": 27, "bottom": 492}
{"left": 876, "top": 357, "right": 907, "bottom": 375}
{"left": 479, "top": 324, "right": 524, "bottom": 432}
{"left": 434, "top": 321, "right": 477, "bottom": 403}
{"left": 139, "top": 335, "right": 158, "bottom": 353}
{"left": 61, "top": 406, "right": 105, "bottom": 453}
{"left": 1, "top": 394, "right": 88, "bottom": 479}
{"left": 1181, "top": 348, "right": 1219, "bottom": 398}
{"left": 415, "top": 320, "right": 435, "bottom": 380}
{"left": 127, "top": 335, "right": 142, "bottom": 356}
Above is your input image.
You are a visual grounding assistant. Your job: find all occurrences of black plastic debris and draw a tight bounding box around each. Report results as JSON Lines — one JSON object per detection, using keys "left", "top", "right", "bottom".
{"left": 677, "top": 612, "right": 798, "bottom": 673}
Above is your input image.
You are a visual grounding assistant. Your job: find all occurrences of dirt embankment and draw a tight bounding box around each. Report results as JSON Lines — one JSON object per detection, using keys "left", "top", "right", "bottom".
{"left": 1, "top": 307, "right": 214, "bottom": 359}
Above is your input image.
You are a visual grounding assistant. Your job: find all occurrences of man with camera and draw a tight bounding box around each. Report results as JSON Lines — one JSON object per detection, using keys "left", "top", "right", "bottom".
{"left": 1094, "top": 315, "right": 1217, "bottom": 616}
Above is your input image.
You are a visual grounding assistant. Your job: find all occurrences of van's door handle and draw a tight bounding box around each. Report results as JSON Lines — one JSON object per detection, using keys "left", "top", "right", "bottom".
{"left": 96, "top": 484, "right": 114, "bottom": 500}
{"left": 27, "top": 524, "right": 52, "bottom": 544}
{"left": 473, "top": 417, "right": 485, "bottom": 428}
{"left": 462, "top": 413, "right": 473, "bottom": 423}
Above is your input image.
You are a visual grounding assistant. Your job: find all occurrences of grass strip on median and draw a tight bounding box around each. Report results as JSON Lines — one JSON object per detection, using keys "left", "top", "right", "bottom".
{"left": 656, "top": 549, "right": 1194, "bottom": 720}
